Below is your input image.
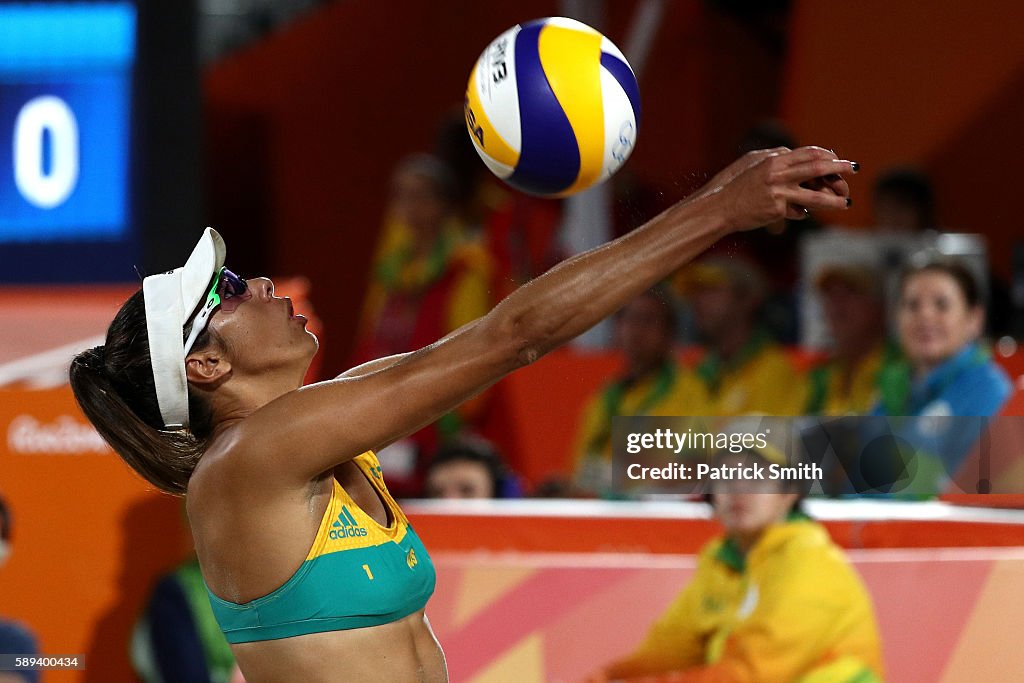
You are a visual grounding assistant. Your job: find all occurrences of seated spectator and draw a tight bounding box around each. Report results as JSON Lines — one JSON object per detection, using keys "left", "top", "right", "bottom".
{"left": 424, "top": 437, "right": 519, "bottom": 499}
{"left": 0, "top": 621, "right": 38, "bottom": 683}
{"left": 0, "top": 496, "right": 39, "bottom": 683}
{"left": 131, "top": 554, "right": 238, "bottom": 683}
{"left": 804, "top": 264, "right": 902, "bottom": 415}
{"left": 433, "top": 111, "right": 564, "bottom": 300}
{"left": 355, "top": 154, "right": 493, "bottom": 363}
{"left": 131, "top": 501, "right": 241, "bottom": 682}
{"left": 589, "top": 423, "right": 884, "bottom": 682}
{"left": 354, "top": 154, "right": 495, "bottom": 493}
{"left": 675, "top": 258, "right": 802, "bottom": 415}
{"left": 573, "top": 287, "right": 700, "bottom": 496}
{"left": 870, "top": 257, "right": 1012, "bottom": 490}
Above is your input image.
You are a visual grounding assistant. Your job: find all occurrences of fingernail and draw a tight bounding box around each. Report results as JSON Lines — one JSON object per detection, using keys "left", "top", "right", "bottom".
{"left": 845, "top": 197, "right": 853, "bottom": 207}
{"left": 851, "top": 161, "right": 860, "bottom": 173}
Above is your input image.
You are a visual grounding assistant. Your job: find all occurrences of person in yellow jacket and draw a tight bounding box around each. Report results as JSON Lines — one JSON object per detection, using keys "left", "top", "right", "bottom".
{"left": 590, "top": 422, "right": 884, "bottom": 682}
{"left": 675, "top": 258, "right": 804, "bottom": 416}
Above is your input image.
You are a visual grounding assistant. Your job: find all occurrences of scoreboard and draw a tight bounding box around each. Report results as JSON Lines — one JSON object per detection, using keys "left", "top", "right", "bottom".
{"left": 0, "top": 2, "right": 135, "bottom": 242}
{"left": 0, "top": 1, "right": 139, "bottom": 281}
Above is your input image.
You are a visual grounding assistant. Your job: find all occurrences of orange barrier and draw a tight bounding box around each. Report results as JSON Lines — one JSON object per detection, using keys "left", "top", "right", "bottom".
{"left": 424, "top": 547, "right": 1024, "bottom": 683}
{"left": 407, "top": 500, "right": 1024, "bottom": 683}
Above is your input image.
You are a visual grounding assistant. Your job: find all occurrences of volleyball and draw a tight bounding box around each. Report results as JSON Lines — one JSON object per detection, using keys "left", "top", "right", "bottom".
{"left": 464, "top": 17, "right": 640, "bottom": 197}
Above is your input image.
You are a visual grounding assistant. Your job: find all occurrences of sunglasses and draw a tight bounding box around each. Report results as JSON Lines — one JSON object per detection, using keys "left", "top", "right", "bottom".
{"left": 183, "top": 267, "right": 250, "bottom": 355}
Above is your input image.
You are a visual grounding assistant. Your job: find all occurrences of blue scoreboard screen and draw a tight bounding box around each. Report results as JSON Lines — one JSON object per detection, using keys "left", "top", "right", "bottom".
{"left": 0, "top": 2, "right": 137, "bottom": 279}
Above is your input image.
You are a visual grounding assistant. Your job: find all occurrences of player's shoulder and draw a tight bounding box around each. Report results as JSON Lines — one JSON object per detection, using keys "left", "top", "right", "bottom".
{"left": 187, "top": 419, "right": 290, "bottom": 496}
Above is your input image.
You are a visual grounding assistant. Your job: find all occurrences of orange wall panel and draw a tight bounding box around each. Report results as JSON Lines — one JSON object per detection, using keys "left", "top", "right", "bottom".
{"left": 783, "top": 1, "right": 1024, "bottom": 276}
{"left": 0, "top": 389, "right": 191, "bottom": 683}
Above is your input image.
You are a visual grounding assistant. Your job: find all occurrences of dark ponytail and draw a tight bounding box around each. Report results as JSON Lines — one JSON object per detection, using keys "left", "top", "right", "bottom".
{"left": 69, "top": 289, "right": 216, "bottom": 496}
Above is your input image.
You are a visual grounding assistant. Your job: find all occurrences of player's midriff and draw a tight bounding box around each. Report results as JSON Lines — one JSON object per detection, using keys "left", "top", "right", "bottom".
{"left": 230, "top": 609, "right": 447, "bottom": 683}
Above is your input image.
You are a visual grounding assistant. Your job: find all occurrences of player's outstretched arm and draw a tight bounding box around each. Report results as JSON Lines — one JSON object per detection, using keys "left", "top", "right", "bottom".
{"left": 241, "top": 147, "right": 855, "bottom": 484}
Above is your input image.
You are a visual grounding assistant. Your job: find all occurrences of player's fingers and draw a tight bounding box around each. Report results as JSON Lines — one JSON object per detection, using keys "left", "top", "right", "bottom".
{"left": 779, "top": 145, "right": 840, "bottom": 165}
{"left": 801, "top": 174, "right": 851, "bottom": 198}
{"left": 773, "top": 159, "right": 858, "bottom": 187}
{"left": 732, "top": 146, "right": 789, "bottom": 173}
{"left": 786, "top": 205, "right": 811, "bottom": 220}
{"left": 778, "top": 186, "right": 851, "bottom": 212}
{"left": 822, "top": 173, "right": 850, "bottom": 197}
{"left": 748, "top": 146, "right": 790, "bottom": 157}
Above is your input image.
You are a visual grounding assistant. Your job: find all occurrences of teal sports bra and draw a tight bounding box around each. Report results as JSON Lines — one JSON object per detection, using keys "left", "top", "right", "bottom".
{"left": 206, "top": 452, "right": 436, "bottom": 644}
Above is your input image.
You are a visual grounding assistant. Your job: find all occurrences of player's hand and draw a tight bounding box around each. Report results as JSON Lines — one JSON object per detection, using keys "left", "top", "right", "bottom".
{"left": 700, "top": 146, "right": 791, "bottom": 192}
{"left": 700, "top": 146, "right": 857, "bottom": 232}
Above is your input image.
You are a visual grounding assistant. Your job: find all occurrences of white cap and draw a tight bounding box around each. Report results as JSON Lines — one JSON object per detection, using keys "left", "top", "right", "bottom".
{"left": 142, "top": 228, "right": 226, "bottom": 429}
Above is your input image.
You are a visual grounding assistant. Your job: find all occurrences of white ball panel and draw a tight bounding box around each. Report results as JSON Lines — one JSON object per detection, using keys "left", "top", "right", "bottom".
{"left": 599, "top": 66, "right": 637, "bottom": 179}
{"left": 476, "top": 24, "right": 521, "bottom": 152}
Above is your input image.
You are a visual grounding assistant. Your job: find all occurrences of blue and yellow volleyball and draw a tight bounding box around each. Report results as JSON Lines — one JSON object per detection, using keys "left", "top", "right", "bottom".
{"left": 465, "top": 17, "right": 640, "bottom": 197}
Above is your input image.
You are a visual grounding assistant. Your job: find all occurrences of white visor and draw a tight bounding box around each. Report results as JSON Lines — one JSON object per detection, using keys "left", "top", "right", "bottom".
{"left": 142, "top": 227, "right": 226, "bottom": 429}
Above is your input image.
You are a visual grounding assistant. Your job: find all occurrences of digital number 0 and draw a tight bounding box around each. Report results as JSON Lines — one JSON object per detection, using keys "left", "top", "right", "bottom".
{"left": 14, "top": 95, "right": 80, "bottom": 209}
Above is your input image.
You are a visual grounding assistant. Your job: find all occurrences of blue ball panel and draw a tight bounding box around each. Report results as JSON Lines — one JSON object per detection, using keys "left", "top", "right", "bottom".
{"left": 600, "top": 51, "right": 641, "bottom": 127}
{"left": 507, "top": 22, "right": 579, "bottom": 196}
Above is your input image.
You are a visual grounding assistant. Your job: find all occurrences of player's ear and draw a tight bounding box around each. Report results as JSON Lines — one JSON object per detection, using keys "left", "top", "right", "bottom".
{"left": 185, "top": 349, "right": 231, "bottom": 387}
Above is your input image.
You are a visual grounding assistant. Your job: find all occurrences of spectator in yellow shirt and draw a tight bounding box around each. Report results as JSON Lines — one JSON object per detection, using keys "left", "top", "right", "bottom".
{"left": 676, "top": 258, "right": 802, "bottom": 415}
{"left": 355, "top": 154, "right": 492, "bottom": 364}
{"left": 591, "top": 421, "right": 884, "bottom": 682}
{"left": 804, "top": 264, "right": 901, "bottom": 416}
{"left": 354, "top": 154, "right": 494, "bottom": 494}
{"left": 573, "top": 287, "right": 701, "bottom": 496}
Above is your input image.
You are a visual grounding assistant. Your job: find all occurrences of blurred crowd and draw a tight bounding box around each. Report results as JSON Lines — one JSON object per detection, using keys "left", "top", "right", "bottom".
{"left": 351, "top": 118, "right": 1020, "bottom": 503}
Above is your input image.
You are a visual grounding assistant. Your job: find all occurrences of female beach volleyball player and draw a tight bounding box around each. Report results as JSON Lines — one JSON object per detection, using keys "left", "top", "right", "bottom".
{"left": 70, "top": 147, "right": 854, "bottom": 682}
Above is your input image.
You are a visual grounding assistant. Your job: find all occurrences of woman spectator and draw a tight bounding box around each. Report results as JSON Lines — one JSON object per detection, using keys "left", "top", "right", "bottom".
{"left": 871, "top": 257, "right": 1012, "bottom": 492}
